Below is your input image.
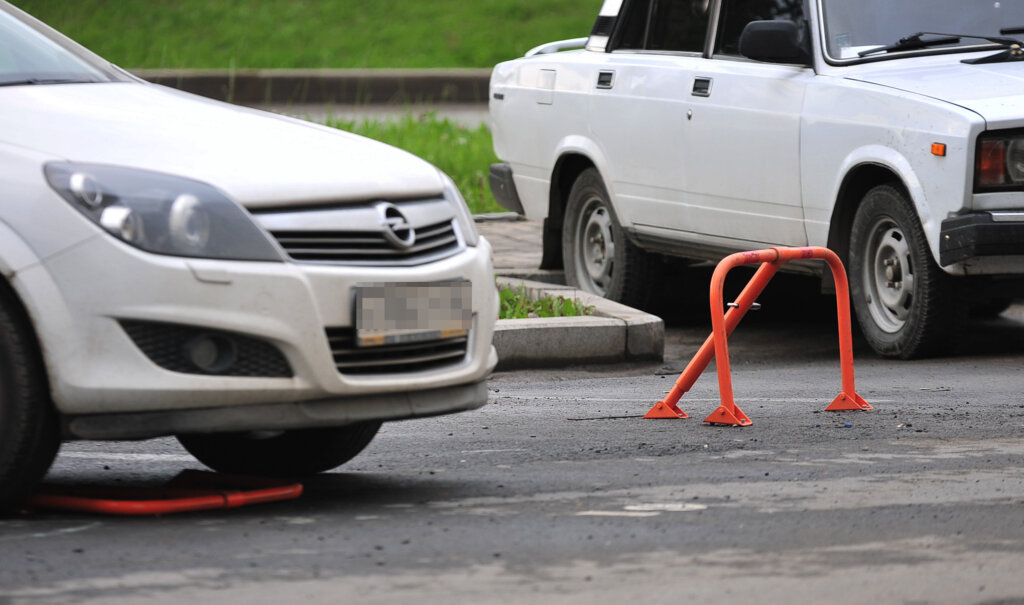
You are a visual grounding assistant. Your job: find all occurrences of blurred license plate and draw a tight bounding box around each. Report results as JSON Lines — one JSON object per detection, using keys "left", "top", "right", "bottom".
{"left": 355, "top": 281, "right": 472, "bottom": 348}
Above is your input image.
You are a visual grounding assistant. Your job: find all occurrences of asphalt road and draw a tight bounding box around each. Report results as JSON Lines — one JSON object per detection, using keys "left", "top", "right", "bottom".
{"left": 2, "top": 300, "right": 1023, "bottom": 604}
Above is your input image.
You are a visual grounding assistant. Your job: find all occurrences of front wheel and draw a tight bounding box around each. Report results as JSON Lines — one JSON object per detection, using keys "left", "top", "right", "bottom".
{"left": 177, "top": 421, "right": 382, "bottom": 477}
{"left": 848, "top": 184, "right": 962, "bottom": 358}
{"left": 0, "top": 288, "right": 60, "bottom": 511}
{"left": 561, "top": 168, "right": 658, "bottom": 309}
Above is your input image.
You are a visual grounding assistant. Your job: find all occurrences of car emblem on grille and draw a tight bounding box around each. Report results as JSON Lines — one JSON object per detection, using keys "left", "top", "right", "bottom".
{"left": 376, "top": 202, "right": 416, "bottom": 250}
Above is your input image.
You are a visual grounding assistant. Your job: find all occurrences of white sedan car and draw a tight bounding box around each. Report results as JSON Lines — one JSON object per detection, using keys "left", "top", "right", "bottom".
{"left": 490, "top": 0, "right": 1024, "bottom": 360}
{"left": 0, "top": 2, "right": 497, "bottom": 508}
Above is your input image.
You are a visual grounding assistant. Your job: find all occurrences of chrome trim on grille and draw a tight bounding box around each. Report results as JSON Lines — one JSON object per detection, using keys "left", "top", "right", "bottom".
{"left": 273, "top": 219, "right": 458, "bottom": 264}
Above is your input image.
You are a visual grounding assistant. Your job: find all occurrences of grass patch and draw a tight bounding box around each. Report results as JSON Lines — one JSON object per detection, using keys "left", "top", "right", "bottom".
{"left": 499, "top": 285, "right": 594, "bottom": 320}
{"left": 11, "top": 0, "right": 601, "bottom": 69}
{"left": 330, "top": 113, "right": 502, "bottom": 215}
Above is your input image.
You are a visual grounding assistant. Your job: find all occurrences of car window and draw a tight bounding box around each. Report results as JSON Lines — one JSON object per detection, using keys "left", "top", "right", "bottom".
{"left": 613, "top": 0, "right": 711, "bottom": 53}
{"left": 0, "top": 5, "right": 119, "bottom": 85}
{"left": 821, "top": 0, "right": 1024, "bottom": 61}
{"left": 714, "top": 0, "right": 806, "bottom": 57}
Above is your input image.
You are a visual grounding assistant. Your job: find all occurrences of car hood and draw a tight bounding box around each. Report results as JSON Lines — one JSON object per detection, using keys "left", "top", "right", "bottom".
{"left": 0, "top": 82, "right": 444, "bottom": 208}
{"left": 845, "top": 59, "right": 1024, "bottom": 128}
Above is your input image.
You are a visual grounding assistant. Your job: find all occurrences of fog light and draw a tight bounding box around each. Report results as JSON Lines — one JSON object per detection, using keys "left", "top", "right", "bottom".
{"left": 184, "top": 334, "right": 238, "bottom": 374}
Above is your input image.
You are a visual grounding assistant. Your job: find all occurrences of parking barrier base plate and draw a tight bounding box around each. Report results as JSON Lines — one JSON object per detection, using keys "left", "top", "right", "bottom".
{"left": 644, "top": 401, "right": 689, "bottom": 419}
{"left": 826, "top": 391, "right": 872, "bottom": 411}
{"left": 703, "top": 405, "right": 753, "bottom": 426}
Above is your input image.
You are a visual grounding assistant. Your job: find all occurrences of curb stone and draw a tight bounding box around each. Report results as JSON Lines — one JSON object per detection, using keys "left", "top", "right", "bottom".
{"left": 493, "top": 277, "right": 664, "bottom": 370}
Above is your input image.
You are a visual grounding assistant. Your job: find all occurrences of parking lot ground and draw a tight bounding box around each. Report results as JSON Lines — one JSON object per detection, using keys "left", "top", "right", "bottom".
{"left": 3, "top": 300, "right": 1023, "bottom": 604}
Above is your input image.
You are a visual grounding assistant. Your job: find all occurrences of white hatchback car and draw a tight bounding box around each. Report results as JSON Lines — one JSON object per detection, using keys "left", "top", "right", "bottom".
{"left": 0, "top": 2, "right": 497, "bottom": 508}
{"left": 489, "top": 0, "right": 1024, "bottom": 360}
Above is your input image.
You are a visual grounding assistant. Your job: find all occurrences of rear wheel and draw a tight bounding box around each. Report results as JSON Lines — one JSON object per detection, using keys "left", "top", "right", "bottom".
{"left": 562, "top": 168, "right": 658, "bottom": 309}
{"left": 849, "top": 184, "right": 962, "bottom": 358}
{"left": 177, "top": 421, "right": 382, "bottom": 477}
{"left": 0, "top": 289, "right": 60, "bottom": 511}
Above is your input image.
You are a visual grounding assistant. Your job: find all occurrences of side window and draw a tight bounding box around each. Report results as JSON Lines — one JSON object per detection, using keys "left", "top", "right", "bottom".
{"left": 615, "top": 0, "right": 652, "bottom": 50}
{"left": 714, "top": 0, "right": 806, "bottom": 56}
{"left": 612, "top": 0, "right": 711, "bottom": 53}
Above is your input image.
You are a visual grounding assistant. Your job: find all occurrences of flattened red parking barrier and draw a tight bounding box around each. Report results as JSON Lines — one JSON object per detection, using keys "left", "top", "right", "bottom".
{"left": 646, "top": 246, "right": 872, "bottom": 426}
{"left": 27, "top": 470, "right": 302, "bottom": 515}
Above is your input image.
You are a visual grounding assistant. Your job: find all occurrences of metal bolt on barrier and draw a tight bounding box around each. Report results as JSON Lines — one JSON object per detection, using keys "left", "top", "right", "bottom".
{"left": 645, "top": 246, "right": 872, "bottom": 426}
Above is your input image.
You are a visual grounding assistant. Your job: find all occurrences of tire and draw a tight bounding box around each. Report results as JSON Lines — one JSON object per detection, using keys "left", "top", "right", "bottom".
{"left": 177, "top": 421, "right": 382, "bottom": 477}
{"left": 848, "top": 184, "right": 963, "bottom": 359}
{"left": 0, "top": 288, "right": 60, "bottom": 511}
{"left": 561, "top": 168, "right": 658, "bottom": 309}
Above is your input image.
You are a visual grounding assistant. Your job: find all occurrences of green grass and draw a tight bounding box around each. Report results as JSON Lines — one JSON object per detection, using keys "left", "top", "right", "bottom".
{"left": 330, "top": 112, "right": 502, "bottom": 215}
{"left": 499, "top": 286, "right": 594, "bottom": 320}
{"left": 10, "top": 0, "right": 601, "bottom": 69}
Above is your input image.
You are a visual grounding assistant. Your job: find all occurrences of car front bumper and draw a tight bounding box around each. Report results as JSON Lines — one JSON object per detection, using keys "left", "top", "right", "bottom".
{"left": 20, "top": 232, "right": 498, "bottom": 424}
{"left": 940, "top": 211, "right": 1024, "bottom": 265}
{"left": 64, "top": 380, "right": 489, "bottom": 440}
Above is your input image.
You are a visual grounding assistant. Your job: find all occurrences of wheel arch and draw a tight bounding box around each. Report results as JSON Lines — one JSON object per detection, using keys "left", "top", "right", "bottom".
{"left": 544, "top": 152, "right": 599, "bottom": 270}
{"left": 0, "top": 221, "right": 61, "bottom": 414}
{"left": 824, "top": 144, "right": 941, "bottom": 270}
{"left": 826, "top": 163, "right": 906, "bottom": 267}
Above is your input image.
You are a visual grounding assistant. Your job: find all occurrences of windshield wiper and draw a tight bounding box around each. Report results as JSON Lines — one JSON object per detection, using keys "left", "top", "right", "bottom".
{"left": 857, "top": 31, "right": 1022, "bottom": 60}
{"left": 960, "top": 32, "right": 1024, "bottom": 64}
{"left": 0, "top": 77, "right": 99, "bottom": 87}
{"left": 858, "top": 32, "right": 962, "bottom": 57}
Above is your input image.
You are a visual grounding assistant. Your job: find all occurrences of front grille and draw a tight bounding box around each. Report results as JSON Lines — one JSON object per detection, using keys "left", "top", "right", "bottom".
{"left": 121, "top": 320, "right": 292, "bottom": 378}
{"left": 325, "top": 327, "right": 468, "bottom": 375}
{"left": 252, "top": 198, "right": 466, "bottom": 267}
{"left": 272, "top": 219, "right": 459, "bottom": 265}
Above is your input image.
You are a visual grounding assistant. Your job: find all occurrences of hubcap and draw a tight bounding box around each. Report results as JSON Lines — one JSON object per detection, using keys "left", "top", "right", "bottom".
{"left": 863, "top": 218, "right": 915, "bottom": 333}
{"left": 576, "top": 197, "right": 615, "bottom": 295}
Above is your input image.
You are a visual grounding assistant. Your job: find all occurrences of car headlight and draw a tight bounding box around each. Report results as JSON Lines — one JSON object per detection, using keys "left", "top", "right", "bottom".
{"left": 439, "top": 170, "right": 479, "bottom": 247}
{"left": 44, "top": 162, "right": 282, "bottom": 261}
{"left": 975, "top": 132, "right": 1024, "bottom": 191}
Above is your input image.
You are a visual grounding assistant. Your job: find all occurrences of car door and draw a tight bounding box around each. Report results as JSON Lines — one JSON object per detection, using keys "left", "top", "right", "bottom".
{"left": 587, "top": 0, "right": 711, "bottom": 233}
{"left": 681, "top": 0, "right": 812, "bottom": 246}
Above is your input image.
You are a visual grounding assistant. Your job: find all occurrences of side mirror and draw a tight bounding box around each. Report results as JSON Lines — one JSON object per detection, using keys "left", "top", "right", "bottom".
{"left": 738, "top": 20, "right": 812, "bottom": 65}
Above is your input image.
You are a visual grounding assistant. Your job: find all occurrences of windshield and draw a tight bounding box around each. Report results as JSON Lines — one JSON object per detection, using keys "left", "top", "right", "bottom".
{"left": 0, "top": 4, "right": 121, "bottom": 86}
{"left": 820, "top": 0, "right": 1024, "bottom": 61}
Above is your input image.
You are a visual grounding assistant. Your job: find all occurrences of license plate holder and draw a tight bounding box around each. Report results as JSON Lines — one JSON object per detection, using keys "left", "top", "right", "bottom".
{"left": 354, "top": 281, "right": 472, "bottom": 348}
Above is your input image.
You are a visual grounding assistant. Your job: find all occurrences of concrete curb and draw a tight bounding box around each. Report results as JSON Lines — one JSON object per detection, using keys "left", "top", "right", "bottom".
{"left": 493, "top": 277, "right": 664, "bottom": 370}
{"left": 131, "top": 68, "right": 493, "bottom": 105}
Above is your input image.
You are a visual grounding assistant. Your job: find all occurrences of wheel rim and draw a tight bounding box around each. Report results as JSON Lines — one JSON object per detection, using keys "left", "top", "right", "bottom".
{"left": 574, "top": 195, "right": 616, "bottom": 296}
{"left": 862, "top": 216, "right": 915, "bottom": 333}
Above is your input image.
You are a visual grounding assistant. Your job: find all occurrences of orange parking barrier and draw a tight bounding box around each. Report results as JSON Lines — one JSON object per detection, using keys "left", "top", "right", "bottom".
{"left": 27, "top": 470, "right": 302, "bottom": 515}
{"left": 645, "top": 246, "right": 872, "bottom": 426}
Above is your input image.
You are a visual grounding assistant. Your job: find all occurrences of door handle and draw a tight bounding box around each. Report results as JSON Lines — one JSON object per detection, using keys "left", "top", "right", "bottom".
{"left": 692, "top": 77, "right": 712, "bottom": 97}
